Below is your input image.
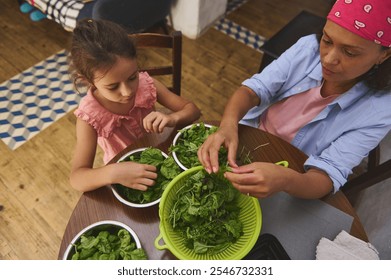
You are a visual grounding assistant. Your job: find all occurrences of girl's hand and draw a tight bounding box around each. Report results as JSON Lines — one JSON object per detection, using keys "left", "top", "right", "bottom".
{"left": 197, "top": 126, "right": 239, "bottom": 174}
{"left": 143, "top": 111, "right": 175, "bottom": 133}
{"left": 111, "top": 161, "right": 157, "bottom": 191}
{"left": 224, "top": 162, "right": 287, "bottom": 198}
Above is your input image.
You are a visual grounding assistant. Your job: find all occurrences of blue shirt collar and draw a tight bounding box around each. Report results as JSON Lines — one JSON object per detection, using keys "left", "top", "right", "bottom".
{"left": 309, "top": 62, "right": 370, "bottom": 110}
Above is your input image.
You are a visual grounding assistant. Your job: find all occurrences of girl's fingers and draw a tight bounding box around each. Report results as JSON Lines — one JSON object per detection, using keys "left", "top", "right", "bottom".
{"left": 158, "top": 119, "right": 168, "bottom": 133}
{"left": 152, "top": 118, "right": 162, "bottom": 133}
{"left": 138, "top": 178, "right": 156, "bottom": 187}
{"left": 125, "top": 183, "right": 148, "bottom": 191}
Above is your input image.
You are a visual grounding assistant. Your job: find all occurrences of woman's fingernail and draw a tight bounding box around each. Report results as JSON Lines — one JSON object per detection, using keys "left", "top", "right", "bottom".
{"left": 212, "top": 166, "right": 218, "bottom": 173}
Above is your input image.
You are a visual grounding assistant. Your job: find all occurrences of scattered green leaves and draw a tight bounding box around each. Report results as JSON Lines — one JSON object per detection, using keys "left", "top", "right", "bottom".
{"left": 114, "top": 147, "right": 182, "bottom": 204}
{"left": 168, "top": 168, "right": 243, "bottom": 255}
{"left": 70, "top": 228, "right": 147, "bottom": 260}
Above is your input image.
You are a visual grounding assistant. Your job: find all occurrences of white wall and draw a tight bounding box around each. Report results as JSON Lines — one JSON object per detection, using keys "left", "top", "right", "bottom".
{"left": 171, "top": 0, "right": 228, "bottom": 39}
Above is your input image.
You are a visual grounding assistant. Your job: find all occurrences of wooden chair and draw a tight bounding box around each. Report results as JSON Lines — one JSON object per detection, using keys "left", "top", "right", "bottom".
{"left": 129, "top": 31, "right": 182, "bottom": 96}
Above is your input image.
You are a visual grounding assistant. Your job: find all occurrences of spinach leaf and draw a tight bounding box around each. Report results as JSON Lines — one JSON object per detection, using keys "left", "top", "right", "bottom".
{"left": 71, "top": 228, "right": 147, "bottom": 260}
{"left": 138, "top": 147, "right": 165, "bottom": 166}
{"left": 160, "top": 157, "right": 181, "bottom": 179}
{"left": 168, "top": 169, "right": 243, "bottom": 255}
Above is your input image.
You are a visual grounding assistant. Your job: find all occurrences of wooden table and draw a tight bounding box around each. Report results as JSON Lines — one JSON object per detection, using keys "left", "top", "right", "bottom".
{"left": 58, "top": 122, "right": 368, "bottom": 259}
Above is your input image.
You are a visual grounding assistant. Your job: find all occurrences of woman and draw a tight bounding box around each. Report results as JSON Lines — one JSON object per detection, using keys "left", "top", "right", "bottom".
{"left": 198, "top": 0, "right": 391, "bottom": 199}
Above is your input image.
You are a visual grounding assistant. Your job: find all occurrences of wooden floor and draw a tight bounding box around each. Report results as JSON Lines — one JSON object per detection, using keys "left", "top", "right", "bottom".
{"left": 0, "top": 0, "right": 332, "bottom": 259}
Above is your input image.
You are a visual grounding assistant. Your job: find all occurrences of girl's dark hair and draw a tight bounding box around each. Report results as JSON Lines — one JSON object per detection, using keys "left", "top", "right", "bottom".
{"left": 70, "top": 19, "right": 137, "bottom": 89}
{"left": 316, "top": 33, "right": 391, "bottom": 91}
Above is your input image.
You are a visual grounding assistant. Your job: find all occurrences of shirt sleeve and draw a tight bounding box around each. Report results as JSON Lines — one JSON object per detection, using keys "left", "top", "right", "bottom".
{"left": 304, "top": 103, "right": 391, "bottom": 192}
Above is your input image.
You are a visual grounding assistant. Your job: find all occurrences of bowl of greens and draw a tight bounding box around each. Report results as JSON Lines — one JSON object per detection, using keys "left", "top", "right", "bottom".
{"left": 171, "top": 122, "right": 228, "bottom": 170}
{"left": 154, "top": 166, "right": 262, "bottom": 260}
{"left": 111, "top": 147, "right": 181, "bottom": 208}
{"left": 63, "top": 220, "right": 147, "bottom": 260}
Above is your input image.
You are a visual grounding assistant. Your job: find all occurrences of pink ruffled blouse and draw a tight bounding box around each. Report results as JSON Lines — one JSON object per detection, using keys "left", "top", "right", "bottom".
{"left": 74, "top": 72, "right": 157, "bottom": 164}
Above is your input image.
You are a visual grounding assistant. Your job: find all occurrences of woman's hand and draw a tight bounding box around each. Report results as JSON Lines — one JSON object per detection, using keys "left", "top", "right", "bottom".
{"left": 198, "top": 125, "right": 239, "bottom": 174}
{"left": 224, "top": 162, "right": 287, "bottom": 198}
{"left": 224, "top": 162, "right": 334, "bottom": 199}
{"left": 111, "top": 161, "right": 157, "bottom": 191}
{"left": 143, "top": 111, "right": 175, "bottom": 133}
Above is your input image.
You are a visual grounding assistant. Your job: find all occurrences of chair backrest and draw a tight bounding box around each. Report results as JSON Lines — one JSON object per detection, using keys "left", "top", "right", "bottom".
{"left": 258, "top": 10, "right": 326, "bottom": 72}
{"left": 342, "top": 158, "right": 391, "bottom": 205}
{"left": 129, "top": 31, "right": 182, "bottom": 96}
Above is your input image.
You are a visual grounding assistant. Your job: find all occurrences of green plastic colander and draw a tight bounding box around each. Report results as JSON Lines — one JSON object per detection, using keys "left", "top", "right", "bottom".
{"left": 154, "top": 166, "right": 262, "bottom": 260}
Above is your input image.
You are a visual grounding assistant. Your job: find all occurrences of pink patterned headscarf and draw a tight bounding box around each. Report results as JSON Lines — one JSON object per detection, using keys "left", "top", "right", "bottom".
{"left": 327, "top": 0, "right": 391, "bottom": 47}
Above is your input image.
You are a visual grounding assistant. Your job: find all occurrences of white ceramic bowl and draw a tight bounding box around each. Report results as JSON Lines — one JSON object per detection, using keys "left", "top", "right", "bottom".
{"left": 111, "top": 147, "right": 168, "bottom": 208}
{"left": 62, "top": 220, "right": 141, "bottom": 260}
{"left": 172, "top": 123, "right": 214, "bottom": 170}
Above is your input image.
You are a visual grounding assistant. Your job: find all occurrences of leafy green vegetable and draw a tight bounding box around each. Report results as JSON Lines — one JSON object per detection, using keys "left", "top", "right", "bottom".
{"left": 160, "top": 156, "right": 182, "bottom": 179}
{"left": 170, "top": 123, "right": 228, "bottom": 169}
{"left": 138, "top": 147, "right": 165, "bottom": 166}
{"left": 168, "top": 168, "right": 243, "bottom": 255}
{"left": 114, "top": 147, "right": 182, "bottom": 204}
{"left": 70, "top": 228, "right": 147, "bottom": 260}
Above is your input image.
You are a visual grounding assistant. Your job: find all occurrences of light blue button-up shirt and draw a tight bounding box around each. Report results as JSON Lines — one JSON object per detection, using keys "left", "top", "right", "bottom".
{"left": 241, "top": 34, "right": 391, "bottom": 192}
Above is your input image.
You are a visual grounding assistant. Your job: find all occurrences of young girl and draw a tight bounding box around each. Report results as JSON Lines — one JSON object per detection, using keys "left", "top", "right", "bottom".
{"left": 69, "top": 19, "right": 201, "bottom": 192}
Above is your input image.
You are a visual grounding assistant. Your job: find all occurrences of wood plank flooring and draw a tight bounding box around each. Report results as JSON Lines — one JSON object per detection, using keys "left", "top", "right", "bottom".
{"left": 0, "top": 0, "right": 332, "bottom": 259}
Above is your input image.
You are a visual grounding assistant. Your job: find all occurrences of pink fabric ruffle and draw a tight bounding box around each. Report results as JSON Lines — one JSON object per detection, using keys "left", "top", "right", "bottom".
{"left": 74, "top": 72, "right": 157, "bottom": 163}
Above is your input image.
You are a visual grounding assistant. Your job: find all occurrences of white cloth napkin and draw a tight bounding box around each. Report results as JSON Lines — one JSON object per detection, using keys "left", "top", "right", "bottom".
{"left": 316, "top": 230, "right": 379, "bottom": 260}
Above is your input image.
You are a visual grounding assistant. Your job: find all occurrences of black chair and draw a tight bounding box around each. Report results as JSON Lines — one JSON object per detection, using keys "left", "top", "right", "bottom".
{"left": 259, "top": 10, "right": 326, "bottom": 72}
